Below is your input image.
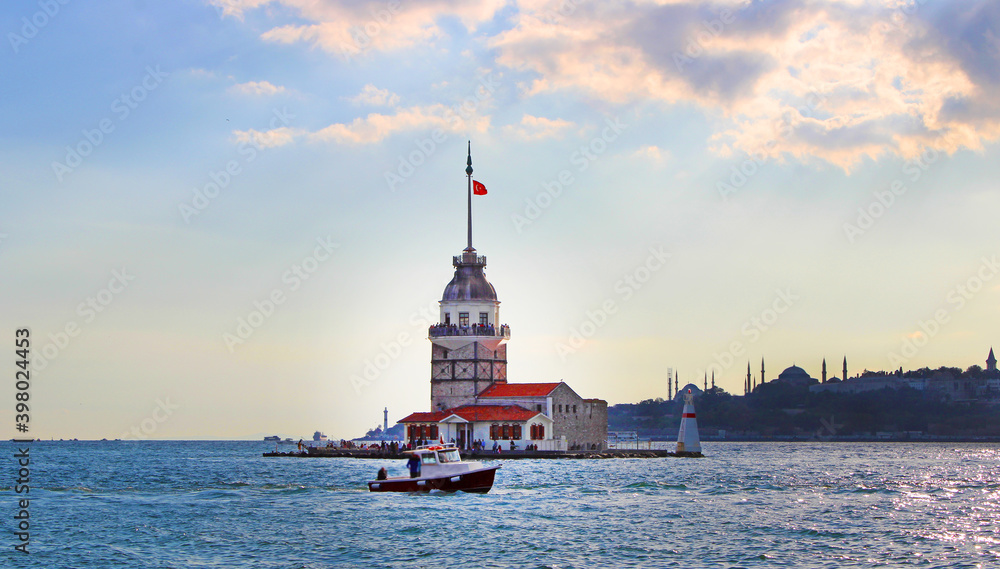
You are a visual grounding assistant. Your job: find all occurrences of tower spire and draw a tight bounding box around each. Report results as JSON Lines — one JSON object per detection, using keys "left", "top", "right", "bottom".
{"left": 465, "top": 141, "right": 474, "bottom": 253}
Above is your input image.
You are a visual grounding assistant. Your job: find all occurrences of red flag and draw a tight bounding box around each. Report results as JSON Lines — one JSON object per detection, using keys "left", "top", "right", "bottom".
{"left": 473, "top": 180, "right": 487, "bottom": 195}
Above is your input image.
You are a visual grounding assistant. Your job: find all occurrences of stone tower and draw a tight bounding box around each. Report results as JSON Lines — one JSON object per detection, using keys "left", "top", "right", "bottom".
{"left": 428, "top": 144, "right": 510, "bottom": 411}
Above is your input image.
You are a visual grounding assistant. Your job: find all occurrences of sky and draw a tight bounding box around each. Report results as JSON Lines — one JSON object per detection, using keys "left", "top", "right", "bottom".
{"left": 2, "top": 0, "right": 1000, "bottom": 440}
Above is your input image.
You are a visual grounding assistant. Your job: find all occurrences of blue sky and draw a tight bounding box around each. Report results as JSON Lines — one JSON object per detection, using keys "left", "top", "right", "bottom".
{"left": 2, "top": 0, "right": 999, "bottom": 440}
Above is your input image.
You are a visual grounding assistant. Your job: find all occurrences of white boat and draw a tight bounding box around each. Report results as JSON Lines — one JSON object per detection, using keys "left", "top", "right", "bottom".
{"left": 367, "top": 444, "right": 500, "bottom": 493}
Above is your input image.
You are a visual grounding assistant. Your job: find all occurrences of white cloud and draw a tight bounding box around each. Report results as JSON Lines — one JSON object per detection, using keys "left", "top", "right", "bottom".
{"left": 229, "top": 80, "right": 287, "bottom": 96}
{"left": 217, "top": 0, "right": 1000, "bottom": 169}
{"left": 634, "top": 145, "right": 669, "bottom": 163}
{"left": 215, "top": 0, "right": 506, "bottom": 56}
{"left": 504, "top": 114, "right": 575, "bottom": 140}
{"left": 232, "top": 126, "right": 300, "bottom": 148}
{"left": 491, "top": 0, "right": 1000, "bottom": 170}
{"left": 232, "top": 103, "right": 489, "bottom": 147}
{"left": 347, "top": 84, "right": 400, "bottom": 107}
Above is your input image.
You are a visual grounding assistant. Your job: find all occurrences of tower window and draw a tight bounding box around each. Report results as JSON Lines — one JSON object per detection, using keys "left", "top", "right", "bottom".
{"left": 459, "top": 312, "right": 469, "bottom": 327}
{"left": 479, "top": 312, "right": 488, "bottom": 325}
{"left": 444, "top": 313, "right": 451, "bottom": 325}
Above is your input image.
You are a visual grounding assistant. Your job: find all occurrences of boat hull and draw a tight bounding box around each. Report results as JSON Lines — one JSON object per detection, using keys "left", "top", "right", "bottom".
{"left": 368, "top": 465, "right": 499, "bottom": 494}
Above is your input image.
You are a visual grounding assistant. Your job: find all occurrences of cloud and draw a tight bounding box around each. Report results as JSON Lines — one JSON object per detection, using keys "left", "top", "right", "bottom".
{"left": 232, "top": 126, "right": 300, "bottom": 148}
{"left": 229, "top": 80, "right": 287, "bottom": 96}
{"left": 492, "top": 0, "right": 1000, "bottom": 170}
{"left": 347, "top": 84, "right": 400, "bottom": 107}
{"left": 216, "top": 0, "right": 1000, "bottom": 169}
{"left": 232, "top": 103, "right": 489, "bottom": 147}
{"left": 213, "top": 0, "right": 506, "bottom": 57}
{"left": 504, "top": 114, "right": 575, "bottom": 140}
{"left": 634, "top": 145, "right": 669, "bottom": 163}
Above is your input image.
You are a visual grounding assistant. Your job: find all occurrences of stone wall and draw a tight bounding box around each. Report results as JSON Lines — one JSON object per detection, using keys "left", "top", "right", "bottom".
{"left": 549, "top": 384, "right": 608, "bottom": 450}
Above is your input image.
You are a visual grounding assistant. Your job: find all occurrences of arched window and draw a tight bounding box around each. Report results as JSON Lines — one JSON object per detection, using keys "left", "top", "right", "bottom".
{"left": 407, "top": 425, "right": 414, "bottom": 440}
{"left": 537, "top": 424, "right": 544, "bottom": 439}
{"left": 530, "top": 424, "right": 537, "bottom": 439}
{"left": 502, "top": 424, "right": 511, "bottom": 439}
{"left": 490, "top": 424, "right": 499, "bottom": 440}
{"left": 512, "top": 424, "right": 522, "bottom": 440}
{"left": 429, "top": 425, "right": 439, "bottom": 440}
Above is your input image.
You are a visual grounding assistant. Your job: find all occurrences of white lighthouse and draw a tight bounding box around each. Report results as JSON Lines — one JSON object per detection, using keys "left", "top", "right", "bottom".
{"left": 676, "top": 388, "right": 702, "bottom": 455}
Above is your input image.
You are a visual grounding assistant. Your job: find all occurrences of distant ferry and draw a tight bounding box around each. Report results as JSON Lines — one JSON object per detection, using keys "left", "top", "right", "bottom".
{"left": 263, "top": 435, "right": 281, "bottom": 442}
{"left": 313, "top": 431, "right": 328, "bottom": 442}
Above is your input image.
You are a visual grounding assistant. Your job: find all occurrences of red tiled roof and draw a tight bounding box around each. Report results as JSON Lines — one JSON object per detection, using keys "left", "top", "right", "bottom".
{"left": 478, "top": 382, "right": 561, "bottom": 398}
{"left": 398, "top": 411, "right": 447, "bottom": 423}
{"left": 448, "top": 405, "right": 540, "bottom": 422}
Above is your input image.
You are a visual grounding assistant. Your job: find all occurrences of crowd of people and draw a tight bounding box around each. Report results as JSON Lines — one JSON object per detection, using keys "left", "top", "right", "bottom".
{"left": 428, "top": 323, "right": 510, "bottom": 337}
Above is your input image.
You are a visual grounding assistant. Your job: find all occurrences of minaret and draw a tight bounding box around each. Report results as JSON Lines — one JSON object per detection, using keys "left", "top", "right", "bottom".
{"left": 761, "top": 358, "right": 765, "bottom": 384}
{"left": 711, "top": 370, "right": 715, "bottom": 390}
{"left": 843, "top": 356, "right": 848, "bottom": 381}
{"left": 668, "top": 372, "right": 673, "bottom": 400}
{"left": 746, "top": 361, "right": 751, "bottom": 395}
{"left": 988, "top": 348, "right": 997, "bottom": 372}
{"left": 822, "top": 359, "right": 827, "bottom": 383}
{"left": 703, "top": 372, "right": 707, "bottom": 391}
{"left": 428, "top": 145, "right": 510, "bottom": 411}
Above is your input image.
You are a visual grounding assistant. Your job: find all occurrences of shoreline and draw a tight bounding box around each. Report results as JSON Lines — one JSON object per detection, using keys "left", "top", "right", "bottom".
{"left": 263, "top": 448, "right": 704, "bottom": 459}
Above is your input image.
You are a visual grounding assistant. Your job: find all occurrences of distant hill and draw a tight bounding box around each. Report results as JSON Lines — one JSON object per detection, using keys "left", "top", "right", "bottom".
{"left": 610, "top": 366, "right": 1000, "bottom": 440}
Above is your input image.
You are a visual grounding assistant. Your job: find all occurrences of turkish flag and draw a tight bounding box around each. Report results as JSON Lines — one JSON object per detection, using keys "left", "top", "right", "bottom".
{"left": 473, "top": 180, "right": 487, "bottom": 195}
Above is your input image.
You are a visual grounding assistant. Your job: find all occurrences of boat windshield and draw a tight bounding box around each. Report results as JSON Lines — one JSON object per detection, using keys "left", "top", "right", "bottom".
{"left": 421, "top": 454, "right": 438, "bottom": 465}
{"left": 439, "top": 449, "right": 461, "bottom": 463}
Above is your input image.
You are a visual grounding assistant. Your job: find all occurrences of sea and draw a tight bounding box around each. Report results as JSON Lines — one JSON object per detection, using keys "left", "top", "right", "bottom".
{"left": 4, "top": 440, "right": 999, "bottom": 568}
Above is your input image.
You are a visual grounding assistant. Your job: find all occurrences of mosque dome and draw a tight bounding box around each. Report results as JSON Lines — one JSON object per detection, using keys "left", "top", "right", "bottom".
{"left": 779, "top": 365, "right": 809, "bottom": 380}
{"left": 442, "top": 256, "right": 498, "bottom": 302}
{"left": 776, "top": 364, "right": 816, "bottom": 386}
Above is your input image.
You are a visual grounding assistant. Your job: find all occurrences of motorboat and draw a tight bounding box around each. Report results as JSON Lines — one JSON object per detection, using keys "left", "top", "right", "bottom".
{"left": 367, "top": 444, "right": 500, "bottom": 493}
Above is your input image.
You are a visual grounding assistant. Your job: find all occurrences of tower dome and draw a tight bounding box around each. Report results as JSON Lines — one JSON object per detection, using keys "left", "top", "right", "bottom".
{"left": 442, "top": 253, "right": 497, "bottom": 301}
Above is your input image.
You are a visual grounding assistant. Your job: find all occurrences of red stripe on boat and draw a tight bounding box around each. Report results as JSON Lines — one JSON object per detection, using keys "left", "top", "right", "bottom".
{"left": 682, "top": 413, "right": 696, "bottom": 418}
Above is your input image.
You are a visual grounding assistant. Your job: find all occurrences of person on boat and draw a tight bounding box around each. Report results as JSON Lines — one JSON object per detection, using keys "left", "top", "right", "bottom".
{"left": 376, "top": 467, "right": 388, "bottom": 480}
{"left": 407, "top": 453, "right": 421, "bottom": 478}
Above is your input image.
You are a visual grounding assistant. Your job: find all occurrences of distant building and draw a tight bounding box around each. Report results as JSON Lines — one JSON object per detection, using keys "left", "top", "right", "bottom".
{"left": 772, "top": 365, "right": 818, "bottom": 387}
{"left": 673, "top": 383, "right": 703, "bottom": 403}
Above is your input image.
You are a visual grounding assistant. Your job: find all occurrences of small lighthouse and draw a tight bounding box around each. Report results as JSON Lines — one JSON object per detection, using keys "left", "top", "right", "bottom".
{"left": 675, "top": 388, "right": 702, "bottom": 456}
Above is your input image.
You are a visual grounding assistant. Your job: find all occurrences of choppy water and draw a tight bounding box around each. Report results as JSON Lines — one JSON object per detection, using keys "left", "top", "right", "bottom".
{"left": 4, "top": 441, "right": 1000, "bottom": 568}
